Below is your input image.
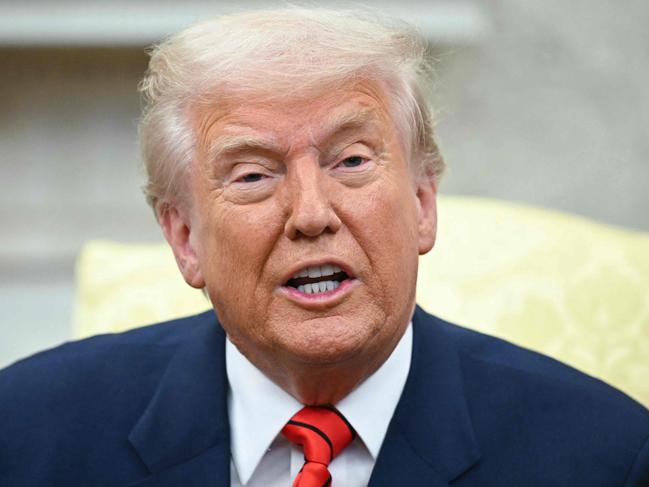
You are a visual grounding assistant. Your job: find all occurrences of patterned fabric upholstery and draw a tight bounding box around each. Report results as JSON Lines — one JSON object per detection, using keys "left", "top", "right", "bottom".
{"left": 73, "top": 196, "right": 649, "bottom": 406}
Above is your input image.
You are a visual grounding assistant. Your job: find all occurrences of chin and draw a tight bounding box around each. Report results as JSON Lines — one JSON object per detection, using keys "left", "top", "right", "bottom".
{"left": 275, "top": 316, "right": 374, "bottom": 366}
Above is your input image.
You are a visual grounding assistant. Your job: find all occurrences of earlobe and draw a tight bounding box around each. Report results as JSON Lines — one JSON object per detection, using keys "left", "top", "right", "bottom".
{"left": 157, "top": 202, "right": 206, "bottom": 289}
{"left": 416, "top": 176, "right": 438, "bottom": 255}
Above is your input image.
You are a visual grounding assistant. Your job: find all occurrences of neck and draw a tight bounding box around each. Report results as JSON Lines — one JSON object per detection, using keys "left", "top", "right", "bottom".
{"left": 249, "top": 331, "right": 404, "bottom": 405}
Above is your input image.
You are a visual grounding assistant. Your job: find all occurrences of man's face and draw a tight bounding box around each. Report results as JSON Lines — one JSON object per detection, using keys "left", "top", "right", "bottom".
{"left": 163, "top": 83, "right": 437, "bottom": 375}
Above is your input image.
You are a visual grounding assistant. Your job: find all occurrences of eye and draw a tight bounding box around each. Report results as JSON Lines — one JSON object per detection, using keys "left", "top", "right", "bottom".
{"left": 337, "top": 156, "right": 367, "bottom": 169}
{"left": 238, "top": 172, "right": 266, "bottom": 183}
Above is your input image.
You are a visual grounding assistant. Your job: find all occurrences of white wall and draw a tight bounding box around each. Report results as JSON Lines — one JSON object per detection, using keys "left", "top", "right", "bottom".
{"left": 435, "top": 0, "right": 649, "bottom": 230}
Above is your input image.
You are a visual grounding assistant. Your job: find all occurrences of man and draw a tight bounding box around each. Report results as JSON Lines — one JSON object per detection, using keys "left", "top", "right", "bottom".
{"left": 1, "top": 7, "right": 648, "bottom": 487}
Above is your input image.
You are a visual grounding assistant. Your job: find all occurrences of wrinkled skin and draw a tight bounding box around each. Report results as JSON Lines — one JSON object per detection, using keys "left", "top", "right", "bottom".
{"left": 160, "top": 83, "right": 437, "bottom": 404}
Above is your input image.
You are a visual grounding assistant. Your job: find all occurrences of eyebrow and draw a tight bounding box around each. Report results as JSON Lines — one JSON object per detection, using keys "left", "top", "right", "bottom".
{"left": 207, "top": 106, "right": 381, "bottom": 162}
{"left": 208, "top": 134, "right": 280, "bottom": 162}
{"left": 312, "top": 107, "right": 383, "bottom": 153}
{"left": 319, "top": 106, "right": 380, "bottom": 138}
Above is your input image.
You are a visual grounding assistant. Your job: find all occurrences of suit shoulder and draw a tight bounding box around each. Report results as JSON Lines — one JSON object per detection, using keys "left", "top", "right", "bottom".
{"left": 419, "top": 312, "right": 649, "bottom": 483}
{"left": 414, "top": 309, "right": 649, "bottom": 427}
{"left": 456, "top": 323, "right": 649, "bottom": 404}
{"left": 0, "top": 311, "right": 215, "bottom": 410}
{"left": 3, "top": 310, "right": 213, "bottom": 370}
{"left": 0, "top": 311, "right": 219, "bottom": 485}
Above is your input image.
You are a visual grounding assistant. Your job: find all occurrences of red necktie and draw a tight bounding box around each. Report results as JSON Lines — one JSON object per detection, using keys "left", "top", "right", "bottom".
{"left": 281, "top": 406, "right": 356, "bottom": 487}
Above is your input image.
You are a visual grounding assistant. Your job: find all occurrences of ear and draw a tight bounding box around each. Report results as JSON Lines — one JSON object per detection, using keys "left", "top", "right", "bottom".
{"left": 415, "top": 174, "right": 438, "bottom": 255}
{"left": 157, "top": 202, "right": 205, "bottom": 289}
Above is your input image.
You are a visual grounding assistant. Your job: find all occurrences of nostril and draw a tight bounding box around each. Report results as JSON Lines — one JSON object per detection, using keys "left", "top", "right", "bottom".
{"left": 283, "top": 187, "right": 342, "bottom": 239}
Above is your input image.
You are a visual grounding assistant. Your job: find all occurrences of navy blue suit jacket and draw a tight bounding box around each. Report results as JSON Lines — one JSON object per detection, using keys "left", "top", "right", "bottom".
{"left": 1, "top": 306, "right": 648, "bottom": 486}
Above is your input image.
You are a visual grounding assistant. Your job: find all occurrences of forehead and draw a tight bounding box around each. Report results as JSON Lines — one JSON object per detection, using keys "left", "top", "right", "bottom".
{"left": 193, "top": 83, "right": 398, "bottom": 154}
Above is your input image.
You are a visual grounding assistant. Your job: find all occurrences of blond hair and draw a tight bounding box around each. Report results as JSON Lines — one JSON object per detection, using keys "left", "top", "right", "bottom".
{"left": 139, "top": 7, "right": 444, "bottom": 210}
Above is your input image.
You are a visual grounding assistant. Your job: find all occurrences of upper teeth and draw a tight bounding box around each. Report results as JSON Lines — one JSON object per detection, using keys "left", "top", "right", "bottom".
{"left": 292, "top": 264, "right": 342, "bottom": 280}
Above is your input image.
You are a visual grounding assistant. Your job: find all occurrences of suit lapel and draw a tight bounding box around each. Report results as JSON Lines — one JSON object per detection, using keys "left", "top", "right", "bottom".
{"left": 127, "top": 312, "right": 231, "bottom": 486}
{"left": 125, "top": 446, "right": 230, "bottom": 487}
{"left": 369, "top": 306, "right": 481, "bottom": 486}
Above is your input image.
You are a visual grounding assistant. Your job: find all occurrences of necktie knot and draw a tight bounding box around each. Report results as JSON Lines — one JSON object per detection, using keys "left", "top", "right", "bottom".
{"left": 282, "top": 406, "right": 356, "bottom": 486}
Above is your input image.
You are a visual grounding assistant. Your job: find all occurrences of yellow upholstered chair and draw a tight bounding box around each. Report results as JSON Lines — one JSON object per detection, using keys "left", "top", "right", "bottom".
{"left": 73, "top": 196, "right": 649, "bottom": 407}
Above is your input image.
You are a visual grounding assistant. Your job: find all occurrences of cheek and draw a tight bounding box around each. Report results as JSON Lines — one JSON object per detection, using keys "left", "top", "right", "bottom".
{"left": 187, "top": 158, "right": 289, "bottom": 346}
{"left": 196, "top": 201, "right": 285, "bottom": 313}
{"left": 364, "top": 173, "right": 419, "bottom": 245}
{"left": 341, "top": 177, "right": 420, "bottom": 298}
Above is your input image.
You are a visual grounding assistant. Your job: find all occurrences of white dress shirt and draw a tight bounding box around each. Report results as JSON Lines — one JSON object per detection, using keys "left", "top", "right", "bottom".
{"left": 226, "top": 323, "right": 413, "bottom": 487}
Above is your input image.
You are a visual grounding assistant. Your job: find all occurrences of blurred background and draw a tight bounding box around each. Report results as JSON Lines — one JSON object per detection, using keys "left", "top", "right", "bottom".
{"left": 1, "top": 0, "right": 648, "bottom": 369}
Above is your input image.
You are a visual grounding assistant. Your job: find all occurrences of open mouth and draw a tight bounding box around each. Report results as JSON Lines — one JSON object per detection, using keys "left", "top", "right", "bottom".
{"left": 285, "top": 264, "right": 352, "bottom": 295}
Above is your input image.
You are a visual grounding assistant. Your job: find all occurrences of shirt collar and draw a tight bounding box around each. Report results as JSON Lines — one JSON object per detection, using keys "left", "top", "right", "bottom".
{"left": 226, "top": 323, "right": 412, "bottom": 484}
{"left": 336, "top": 323, "right": 412, "bottom": 458}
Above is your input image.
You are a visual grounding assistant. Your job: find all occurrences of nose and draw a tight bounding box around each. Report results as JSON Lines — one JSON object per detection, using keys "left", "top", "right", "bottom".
{"left": 283, "top": 159, "right": 342, "bottom": 239}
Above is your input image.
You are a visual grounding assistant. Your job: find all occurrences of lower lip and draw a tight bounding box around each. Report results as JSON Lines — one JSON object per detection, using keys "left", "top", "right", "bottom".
{"left": 280, "top": 278, "right": 358, "bottom": 306}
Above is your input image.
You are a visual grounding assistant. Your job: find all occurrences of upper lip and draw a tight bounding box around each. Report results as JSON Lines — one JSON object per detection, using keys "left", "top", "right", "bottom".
{"left": 281, "top": 258, "right": 355, "bottom": 286}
